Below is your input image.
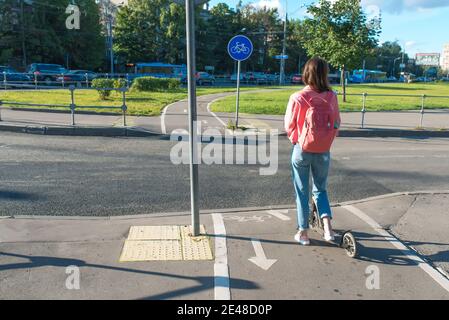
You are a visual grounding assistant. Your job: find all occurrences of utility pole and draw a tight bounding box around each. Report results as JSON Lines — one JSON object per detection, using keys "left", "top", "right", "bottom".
{"left": 185, "top": 0, "right": 200, "bottom": 237}
{"left": 96, "top": 0, "right": 115, "bottom": 74}
{"left": 108, "top": 16, "right": 114, "bottom": 74}
{"left": 20, "top": 0, "right": 27, "bottom": 68}
{"left": 401, "top": 41, "right": 405, "bottom": 75}
{"left": 279, "top": 1, "right": 288, "bottom": 85}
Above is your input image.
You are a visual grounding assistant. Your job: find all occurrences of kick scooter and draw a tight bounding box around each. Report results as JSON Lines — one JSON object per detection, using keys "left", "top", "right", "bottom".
{"left": 309, "top": 201, "right": 358, "bottom": 258}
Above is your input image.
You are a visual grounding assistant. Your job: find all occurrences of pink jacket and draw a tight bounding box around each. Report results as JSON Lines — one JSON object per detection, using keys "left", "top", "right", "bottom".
{"left": 284, "top": 86, "right": 341, "bottom": 144}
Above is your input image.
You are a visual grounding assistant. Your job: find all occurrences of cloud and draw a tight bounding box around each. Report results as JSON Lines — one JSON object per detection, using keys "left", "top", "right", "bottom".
{"left": 252, "top": 0, "right": 285, "bottom": 16}
{"left": 361, "top": 0, "right": 449, "bottom": 14}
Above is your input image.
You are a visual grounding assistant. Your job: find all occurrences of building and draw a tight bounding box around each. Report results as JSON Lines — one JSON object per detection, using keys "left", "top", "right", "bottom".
{"left": 442, "top": 44, "right": 449, "bottom": 72}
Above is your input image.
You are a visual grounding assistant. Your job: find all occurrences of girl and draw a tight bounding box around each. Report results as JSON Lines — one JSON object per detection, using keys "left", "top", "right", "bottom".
{"left": 284, "top": 57, "right": 341, "bottom": 246}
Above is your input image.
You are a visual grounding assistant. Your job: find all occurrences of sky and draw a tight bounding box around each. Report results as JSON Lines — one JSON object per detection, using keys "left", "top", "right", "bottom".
{"left": 208, "top": 0, "right": 449, "bottom": 57}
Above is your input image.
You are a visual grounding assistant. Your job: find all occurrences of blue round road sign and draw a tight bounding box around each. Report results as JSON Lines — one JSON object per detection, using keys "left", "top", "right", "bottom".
{"left": 227, "top": 35, "right": 253, "bottom": 61}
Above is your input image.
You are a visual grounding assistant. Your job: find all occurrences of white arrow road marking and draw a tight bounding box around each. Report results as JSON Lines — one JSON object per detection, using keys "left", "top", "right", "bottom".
{"left": 248, "top": 239, "right": 277, "bottom": 271}
{"left": 266, "top": 210, "right": 291, "bottom": 221}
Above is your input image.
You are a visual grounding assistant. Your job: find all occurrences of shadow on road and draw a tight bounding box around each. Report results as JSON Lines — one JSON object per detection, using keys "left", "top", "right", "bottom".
{"left": 0, "top": 190, "right": 40, "bottom": 201}
{"left": 0, "top": 251, "right": 259, "bottom": 300}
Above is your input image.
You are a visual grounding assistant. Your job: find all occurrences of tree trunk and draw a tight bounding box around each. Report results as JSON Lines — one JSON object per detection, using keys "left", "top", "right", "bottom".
{"left": 341, "top": 65, "right": 347, "bottom": 102}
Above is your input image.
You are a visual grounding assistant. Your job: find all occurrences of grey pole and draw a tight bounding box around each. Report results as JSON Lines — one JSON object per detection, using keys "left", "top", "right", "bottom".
{"left": 235, "top": 60, "right": 241, "bottom": 128}
{"left": 279, "top": 1, "right": 288, "bottom": 85}
{"left": 361, "top": 93, "right": 367, "bottom": 129}
{"left": 186, "top": 0, "right": 200, "bottom": 237}
{"left": 122, "top": 88, "right": 127, "bottom": 127}
{"left": 109, "top": 18, "right": 114, "bottom": 75}
{"left": 70, "top": 86, "right": 76, "bottom": 126}
{"left": 420, "top": 94, "right": 425, "bottom": 128}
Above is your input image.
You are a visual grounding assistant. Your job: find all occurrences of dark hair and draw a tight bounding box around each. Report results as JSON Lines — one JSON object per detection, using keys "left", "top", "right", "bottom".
{"left": 302, "top": 57, "right": 331, "bottom": 93}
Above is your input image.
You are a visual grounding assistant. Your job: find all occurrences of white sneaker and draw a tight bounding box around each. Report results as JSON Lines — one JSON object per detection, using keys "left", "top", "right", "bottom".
{"left": 323, "top": 230, "right": 335, "bottom": 242}
{"left": 294, "top": 233, "right": 310, "bottom": 246}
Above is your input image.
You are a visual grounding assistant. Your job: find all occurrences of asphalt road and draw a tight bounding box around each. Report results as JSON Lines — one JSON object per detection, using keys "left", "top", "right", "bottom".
{"left": 1, "top": 132, "right": 449, "bottom": 216}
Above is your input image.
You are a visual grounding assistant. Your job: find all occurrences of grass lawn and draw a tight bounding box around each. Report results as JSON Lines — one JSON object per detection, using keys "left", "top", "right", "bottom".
{"left": 210, "top": 83, "right": 449, "bottom": 115}
{"left": 0, "top": 86, "right": 284, "bottom": 116}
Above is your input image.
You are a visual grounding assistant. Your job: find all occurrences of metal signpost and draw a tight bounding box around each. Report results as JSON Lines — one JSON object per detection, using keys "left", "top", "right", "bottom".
{"left": 227, "top": 35, "right": 253, "bottom": 128}
{"left": 182, "top": 0, "right": 210, "bottom": 237}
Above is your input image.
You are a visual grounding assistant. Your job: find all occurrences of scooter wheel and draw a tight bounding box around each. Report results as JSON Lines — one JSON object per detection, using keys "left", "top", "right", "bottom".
{"left": 342, "top": 232, "right": 357, "bottom": 258}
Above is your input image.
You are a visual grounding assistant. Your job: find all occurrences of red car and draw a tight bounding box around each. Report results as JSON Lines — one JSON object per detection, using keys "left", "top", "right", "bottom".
{"left": 291, "top": 74, "right": 302, "bottom": 84}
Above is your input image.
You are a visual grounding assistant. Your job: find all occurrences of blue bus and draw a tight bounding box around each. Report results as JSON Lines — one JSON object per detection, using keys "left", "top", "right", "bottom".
{"left": 132, "top": 62, "right": 187, "bottom": 79}
{"left": 350, "top": 69, "right": 387, "bottom": 83}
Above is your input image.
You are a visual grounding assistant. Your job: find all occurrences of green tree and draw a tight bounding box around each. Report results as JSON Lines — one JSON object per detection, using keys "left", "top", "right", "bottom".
{"left": 301, "top": 0, "right": 381, "bottom": 100}
{"left": 365, "top": 41, "right": 409, "bottom": 77}
{"left": 286, "top": 19, "right": 308, "bottom": 75}
{"left": 114, "top": 0, "right": 186, "bottom": 65}
{"left": 62, "top": 0, "right": 105, "bottom": 69}
{"left": 198, "top": 3, "right": 239, "bottom": 73}
{"left": 0, "top": 0, "right": 104, "bottom": 69}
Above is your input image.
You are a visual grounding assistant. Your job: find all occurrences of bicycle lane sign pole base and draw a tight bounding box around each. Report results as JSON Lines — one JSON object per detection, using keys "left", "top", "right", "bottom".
{"left": 227, "top": 35, "right": 253, "bottom": 128}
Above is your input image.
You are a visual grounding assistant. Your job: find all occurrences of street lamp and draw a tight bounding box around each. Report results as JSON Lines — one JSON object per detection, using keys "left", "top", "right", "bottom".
{"left": 279, "top": 0, "right": 288, "bottom": 85}
{"left": 96, "top": 0, "right": 121, "bottom": 74}
{"left": 393, "top": 57, "right": 401, "bottom": 78}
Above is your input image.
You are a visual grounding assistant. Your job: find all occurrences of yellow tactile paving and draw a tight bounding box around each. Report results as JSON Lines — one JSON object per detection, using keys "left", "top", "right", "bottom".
{"left": 119, "top": 225, "right": 214, "bottom": 262}
{"left": 119, "top": 240, "right": 182, "bottom": 262}
{"left": 127, "top": 225, "right": 181, "bottom": 240}
{"left": 180, "top": 225, "right": 214, "bottom": 261}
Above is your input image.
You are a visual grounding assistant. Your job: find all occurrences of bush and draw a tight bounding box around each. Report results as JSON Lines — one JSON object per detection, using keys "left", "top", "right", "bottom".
{"left": 131, "top": 76, "right": 181, "bottom": 92}
{"left": 91, "top": 78, "right": 115, "bottom": 100}
{"left": 113, "top": 78, "right": 128, "bottom": 89}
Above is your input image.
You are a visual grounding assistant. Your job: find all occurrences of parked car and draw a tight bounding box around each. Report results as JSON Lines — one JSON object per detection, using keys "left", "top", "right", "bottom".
{"left": 386, "top": 76, "right": 398, "bottom": 82}
{"left": 0, "top": 66, "right": 31, "bottom": 87}
{"left": 291, "top": 74, "right": 303, "bottom": 84}
{"left": 245, "top": 72, "right": 268, "bottom": 84}
{"left": 195, "top": 72, "right": 215, "bottom": 86}
{"left": 56, "top": 70, "right": 98, "bottom": 87}
{"left": 230, "top": 72, "right": 245, "bottom": 82}
{"left": 414, "top": 77, "right": 434, "bottom": 83}
{"left": 181, "top": 72, "right": 215, "bottom": 85}
{"left": 265, "top": 73, "right": 279, "bottom": 84}
{"left": 26, "top": 63, "right": 68, "bottom": 85}
{"left": 69, "top": 70, "right": 98, "bottom": 81}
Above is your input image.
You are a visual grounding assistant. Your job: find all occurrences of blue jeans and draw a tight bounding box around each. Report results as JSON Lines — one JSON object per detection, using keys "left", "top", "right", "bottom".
{"left": 291, "top": 144, "right": 333, "bottom": 231}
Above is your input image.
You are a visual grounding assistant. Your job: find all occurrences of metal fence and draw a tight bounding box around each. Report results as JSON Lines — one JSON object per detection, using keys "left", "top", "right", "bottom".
{"left": 1, "top": 72, "right": 133, "bottom": 90}
{"left": 1, "top": 71, "right": 298, "bottom": 90}
{"left": 1, "top": 84, "right": 449, "bottom": 130}
{"left": 335, "top": 92, "right": 449, "bottom": 129}
{"left": 0, "top": 86, "right": 128, "bottom": 126}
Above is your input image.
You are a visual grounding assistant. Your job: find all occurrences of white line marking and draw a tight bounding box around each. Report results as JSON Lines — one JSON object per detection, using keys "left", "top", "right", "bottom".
{"left": 207, "top": 100, "right": 227, "bottom": 127}
{"left": 266, "top": 210, "right": 291, "bottom": 221}
{"left": 212, "top": 213, "right": 231, "bottom": 300}
{"left": 343, "top": 205, "right": 449, "bottom": 293}
{"left": 248, "top": 239, "right": 277, "bottom": 271}
{"left": 161, "top": 101, "right": 180, "bottom": 135}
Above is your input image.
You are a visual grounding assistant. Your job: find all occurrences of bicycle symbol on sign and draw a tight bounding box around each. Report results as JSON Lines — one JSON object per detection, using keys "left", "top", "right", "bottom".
{"left": 230, "top": 42, "right": 250, "bottom": 55}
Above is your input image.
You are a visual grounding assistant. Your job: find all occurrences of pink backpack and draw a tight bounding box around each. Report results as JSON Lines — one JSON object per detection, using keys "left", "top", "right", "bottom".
{"left": 298, "top": 91, "right": 338, "bottom": 153}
